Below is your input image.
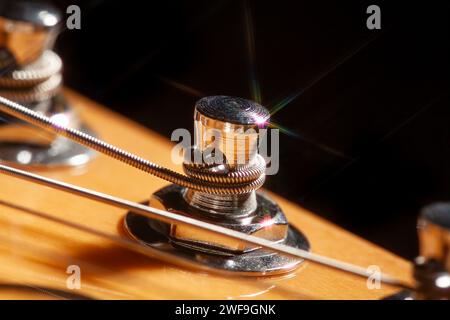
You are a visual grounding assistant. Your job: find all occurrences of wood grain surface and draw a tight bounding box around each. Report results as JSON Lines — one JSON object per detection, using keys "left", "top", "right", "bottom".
{"left": 0, "top": 89, "right": 413, "bottom": 299}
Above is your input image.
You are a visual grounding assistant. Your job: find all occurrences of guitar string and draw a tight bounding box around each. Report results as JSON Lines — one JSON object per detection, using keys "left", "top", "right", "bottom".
{"left": 0, "top": 4, "right": 383, "bottom": 191}
{"left": 0, "top": 220, "right": 162, "bottom": 299}
{"left": 0, "top": 163, "right": 414, "bottom": 291}
{"left": 0, "top": 96, "right": 265, "bottom": 195}
{"left": 0, "top": 200, "right": 312, "bottom": 300}
{"left": 0, "top": 3, "right": 411, "bottom": 297}
{"left": 0, "top": 15, "right": 409, "bottom": 289}
{"left": 0, "top": 95, "right": 414, "bottom": 288}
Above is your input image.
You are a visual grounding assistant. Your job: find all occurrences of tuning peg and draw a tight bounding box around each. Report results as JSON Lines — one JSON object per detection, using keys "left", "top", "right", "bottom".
{"left": 0, "top": 0, "right": 61, "bottom": 68}
{"left": 417, "top": 203, "right": 450, "bottom": 270}
{"left": 412, "top": 203, "right": 450, "bottom": 299}
{"left": 0, "top": 0, "right": 96, "bottom": 167}
{"left": 124, "top": 96, "right": 310, "bottom": 275}
{"left": 386, "top": 203, "right": 450, "bottom": 300}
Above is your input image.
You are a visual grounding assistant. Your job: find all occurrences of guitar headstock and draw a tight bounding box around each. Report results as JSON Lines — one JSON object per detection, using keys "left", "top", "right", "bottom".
{"left": 0, "top": 0, "right": 448, "bottom": 302}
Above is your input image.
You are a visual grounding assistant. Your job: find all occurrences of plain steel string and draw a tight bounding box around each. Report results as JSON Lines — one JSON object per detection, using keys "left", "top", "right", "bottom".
{"left": 0, "top": 163, "right": 413, "bottom": 290}
{"left": 0, "top": 202, "right": 312, "bottom": 300}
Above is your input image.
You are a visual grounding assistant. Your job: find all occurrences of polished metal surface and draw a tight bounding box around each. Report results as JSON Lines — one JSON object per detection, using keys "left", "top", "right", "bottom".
{"left": 126, "top": 95, "right": 309, "bottom": 270}
{"left": 0, "top": 92, "right": 415, "bottom": 283}
{"left": 0, "top": 94, "right": 306, "bottom": 272}
{"left": 0, "top": 0, "right": 61, "bottom": 67}
{"left": 0, "top": 72, "right": 61, "bottom": 103}
{"left": 175, "top": 96, "right": 291, "bottom": 258}
{"left": 0, "top": 50, "right": 62, "bottom": 88}
{"left": 148, "top": 185, "right": 290, "bottom": 255}
{"left": 193, "top": 96, "right": 268, "bottom": 166}
{"left": 125, "top": 208, "right": 309, "bottom": 275}
{"left": 195, "top": 96, "right": 269, "bottom": 125}
{"left": 182, "top": 96, "right": 268, "bottom": 218}
{"left": 0, "top": 1, "right": 96, "bottom": 168}
{"left": 417, "top": 202, "right": 450, "bottom": 271}
{"left": 0, "top": 95, "right": 96, "bottom": 167}
{"left": 0, "top": 129, "right": 95, "bottom": 167}
{"left": 387, "top": 202, "right": 450, "bottom": 299}
{"left": 0, "top": 95, "right": 262, "bottom": 194}
{"left": 0, "top": 163, "right": 411, "bottom": 286}
{"left": 411, "top": 257, "right": 450, "bottom": 299}
{"left": 0, "top": 95, "right": 77, "bottom": 144}
{"left": 411, "top": 203, "right": 450, "bottom": 299}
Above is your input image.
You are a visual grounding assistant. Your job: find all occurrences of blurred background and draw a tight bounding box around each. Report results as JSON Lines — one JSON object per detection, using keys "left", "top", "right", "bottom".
{"left": 49, "top": 0, "right": 448, "bottom": 260}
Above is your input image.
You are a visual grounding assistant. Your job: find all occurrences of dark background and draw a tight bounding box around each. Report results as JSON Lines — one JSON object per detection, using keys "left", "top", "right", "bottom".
{"left": 50, "top": 0, "right": 449, "bottom": 260}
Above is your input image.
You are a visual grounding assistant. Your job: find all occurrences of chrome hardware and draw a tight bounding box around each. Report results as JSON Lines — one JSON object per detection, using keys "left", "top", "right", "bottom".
{"left": 183, "top": 96, "right": 268, "bottom": 216}
{"left": 125, "top": 203, "right": 309, "bottom": 276}
{"left": 0, "top": 90, "right": 310, "bottom": 274}
{"left": 417, "top": 203, "right": 450, "bottom": 270}
{"left": 412, "top": 203, "right": 450, "bottom": 299}
{"left": 386, "top": 203, "right": 450, "bottom": 300}
{"left": 0, "top": 98, "right": 412, "bottom": 284}
{"left": 125, "top": 96, "right": 310, "bottom": 274}
{"left": 152, "top": 185, "right": 290, "bottom": 255}
{"left": 0, "top": 0, "right": 60, "bottom": 67}
{"left": 0, "top": 0, "right": 95, "bottom": 167}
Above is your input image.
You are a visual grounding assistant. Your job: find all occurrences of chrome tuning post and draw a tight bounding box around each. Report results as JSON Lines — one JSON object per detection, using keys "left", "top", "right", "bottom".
{"left": 386, "top": 203, "right": 450, "bottom": 300}
{"left": 0, "top": 94, "right": 415, "bottom": 282}
{"left": 124, "top": 96, "right": 310, "bottom": 275}
{"left": 0, "top": 0, "right": 95, "bottom": 167}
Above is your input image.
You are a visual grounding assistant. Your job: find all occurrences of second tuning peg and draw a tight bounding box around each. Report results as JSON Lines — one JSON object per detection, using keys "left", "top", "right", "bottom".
{"left": 0, "top": 0, "right": 96, "bottom": 167}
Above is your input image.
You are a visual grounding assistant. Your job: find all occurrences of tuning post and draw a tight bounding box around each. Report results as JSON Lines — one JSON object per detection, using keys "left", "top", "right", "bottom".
{"left": 0, "top": 0, "right": 445, "bottom": 298}
{"left": 0, "top": 94, "right": 430, "bottom": 283}
{"left": 0, "top": 0, "right": 60, "bottom": 68}
{"left": 0, "top": 0, "right": 96, "bottom": 167}
{"left": 386, "top": 202, "right": 450, "bottom": 299}
{"left": 0, "top": 90, "right": 310, "bottom": 274}
{"left": 124, "top": 96, "right": 310, "bottom": 274}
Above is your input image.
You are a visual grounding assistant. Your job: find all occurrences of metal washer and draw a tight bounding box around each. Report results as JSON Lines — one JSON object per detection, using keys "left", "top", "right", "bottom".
{"left": 124, "top": 204, "right": 310, "bottom": 276}
{"left": 0, "top": 95, "right": 97, "bottom": 167}
{"left": 0, "top": 128, "right": 96, "bottom": 167}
